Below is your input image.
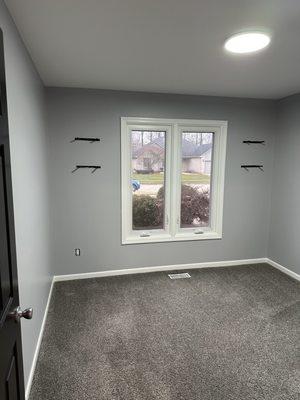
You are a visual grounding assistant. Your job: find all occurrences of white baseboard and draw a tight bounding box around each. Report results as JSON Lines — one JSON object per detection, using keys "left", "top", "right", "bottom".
{"left": 53, "top": 258, "right": 300, "bottom": 283}
{"left": 25, "top": 277, "right": 55, "bottom": 400}
{"left": 53, "top": 258, "right": 268, "bottom": 282}
{"left": 266, "top": 258, "right": 300, "bottom": 281}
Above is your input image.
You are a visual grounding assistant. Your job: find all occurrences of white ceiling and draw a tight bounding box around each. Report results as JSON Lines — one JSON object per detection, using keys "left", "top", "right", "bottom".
{"left": 5, "top": 0, "right": 300, "bottom": 99}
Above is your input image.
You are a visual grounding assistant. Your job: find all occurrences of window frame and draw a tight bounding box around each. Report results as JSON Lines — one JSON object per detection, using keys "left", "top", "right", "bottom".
{"left": 121, "top": 117, "right": 227, "bottom": 245}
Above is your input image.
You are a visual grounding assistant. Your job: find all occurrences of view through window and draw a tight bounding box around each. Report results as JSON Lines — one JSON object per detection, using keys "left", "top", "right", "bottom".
{"left": 131, "top": 130, "right": 166, "bottom": 230}
{"left": 180, "top": 132, "right": 213, "bottom": 228}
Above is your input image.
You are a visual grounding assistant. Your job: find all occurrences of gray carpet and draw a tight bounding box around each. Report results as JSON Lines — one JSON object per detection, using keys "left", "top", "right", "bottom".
{"left": 29, "top": 264, "right": 300, "bottom": 400}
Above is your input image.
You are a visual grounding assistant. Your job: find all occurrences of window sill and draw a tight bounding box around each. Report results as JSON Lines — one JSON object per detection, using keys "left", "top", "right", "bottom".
{"left": 122, "top": 231, "right": 222, "bottom": 245}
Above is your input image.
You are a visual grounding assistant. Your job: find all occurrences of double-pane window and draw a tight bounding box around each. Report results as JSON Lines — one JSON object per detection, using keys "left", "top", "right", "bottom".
{"left": 121, "top": 118, "right": 227, "bottom": 244}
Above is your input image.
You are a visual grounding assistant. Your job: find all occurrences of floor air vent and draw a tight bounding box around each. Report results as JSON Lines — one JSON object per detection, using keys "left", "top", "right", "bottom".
{"left": 168, "top": 272, "right": 191, "bottom": 279}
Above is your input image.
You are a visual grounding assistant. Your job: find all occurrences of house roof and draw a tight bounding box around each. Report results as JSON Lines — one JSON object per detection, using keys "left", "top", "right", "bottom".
{"left": 133, "top": 137, "right": 212, "bottom": 158}
{"left": 181, "top": 140, "right": 212, "bottom": 158}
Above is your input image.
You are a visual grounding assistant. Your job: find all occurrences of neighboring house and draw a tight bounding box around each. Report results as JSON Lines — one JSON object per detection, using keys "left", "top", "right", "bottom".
{"left": 132, "top": 138, "right": 165, "bottom": 173}
{"left": 133, "top": 137, "right": 212, "bottom": 174}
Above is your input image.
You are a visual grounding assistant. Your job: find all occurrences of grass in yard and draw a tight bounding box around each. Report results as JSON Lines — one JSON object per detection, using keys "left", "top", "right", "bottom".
{"left": 132, "top": 172, "right": 210, "bottom": 184}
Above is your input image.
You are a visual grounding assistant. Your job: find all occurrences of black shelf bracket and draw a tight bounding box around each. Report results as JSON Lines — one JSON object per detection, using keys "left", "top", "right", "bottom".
{"left": 243, "top": 140, "right": 265, "bottom": 145}
{"left": 72, "top": 165, "right": 101, "bottom": 173}
{"left": 71, "top": 137, "right": 100, "bottom": 143}
{"left": 241, "top": 165, "right": 264, "bottom": 171}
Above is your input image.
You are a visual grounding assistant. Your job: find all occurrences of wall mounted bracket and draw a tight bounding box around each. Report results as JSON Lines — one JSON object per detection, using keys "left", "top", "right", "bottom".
{"left": 71, "top": 137, "right": 100, "bottom": 143}
{"left": 241, "top": 165, "right": 264, "bottom": 171}
{"left": 72, "top": 165, "right": 101, "bottom": 173}
{"left": 243, "top": 140, "right": 265, "bottom": 145}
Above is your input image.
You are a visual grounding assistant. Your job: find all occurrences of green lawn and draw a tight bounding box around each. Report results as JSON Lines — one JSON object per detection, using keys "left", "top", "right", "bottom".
{"left": 132, "top": 172, "right": 210, "bottom": 184}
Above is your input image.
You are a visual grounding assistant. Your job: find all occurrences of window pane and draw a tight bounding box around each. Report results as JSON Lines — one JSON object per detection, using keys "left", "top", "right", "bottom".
{"left": 180, "top": 132, "right": 213, "bottom": 228}
{"left": 131, "top": 130, "right": 166, "bottom": 231}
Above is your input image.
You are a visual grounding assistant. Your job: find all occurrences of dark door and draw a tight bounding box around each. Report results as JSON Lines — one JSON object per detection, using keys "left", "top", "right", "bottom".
{"left": 0, "top": 29, "right": 29, "bottom": 400}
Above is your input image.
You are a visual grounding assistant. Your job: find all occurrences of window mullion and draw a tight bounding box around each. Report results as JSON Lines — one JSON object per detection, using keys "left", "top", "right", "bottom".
{"left": 163, "top": 126, "right": 172, "bottom": 236}
{"left": 170, "top": 123, "right": 181, "bottom": 237}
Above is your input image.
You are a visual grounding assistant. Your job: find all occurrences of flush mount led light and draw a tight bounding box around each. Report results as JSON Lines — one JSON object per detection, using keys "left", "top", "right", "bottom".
{"left": 224, "top": 32, "right": 271, "bottom": 54}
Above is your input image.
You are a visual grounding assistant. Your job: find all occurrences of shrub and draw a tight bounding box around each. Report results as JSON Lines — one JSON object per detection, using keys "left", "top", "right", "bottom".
{"left": 157, "top": 184, "right": 209, "bottom": 225}
{"left": 132, "top": 195, "right": 162, "bottom": 228}
{"left": 133, "top": 185, "right": 209, "bottom": 229}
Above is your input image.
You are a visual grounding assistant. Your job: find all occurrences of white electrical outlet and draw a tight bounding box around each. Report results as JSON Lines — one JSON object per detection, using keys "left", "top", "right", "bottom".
{"left": 74, "top": 248, "right": 81, "bottom": 256}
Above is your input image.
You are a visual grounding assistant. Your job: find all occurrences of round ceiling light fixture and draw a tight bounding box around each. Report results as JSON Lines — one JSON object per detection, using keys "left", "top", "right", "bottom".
{"left": 224, "top": 32, "right": 271, "bottom": 54}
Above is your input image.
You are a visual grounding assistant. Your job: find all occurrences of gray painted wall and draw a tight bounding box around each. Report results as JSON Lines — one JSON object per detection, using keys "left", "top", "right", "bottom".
{"left": 0, "top": 1, "right": 51, "bottom": 386}
{"left": 268, "top": 94, "right": 300, "bottom": 274}
{"left": 46, "top": 88, "right": 275, "bottom": 275}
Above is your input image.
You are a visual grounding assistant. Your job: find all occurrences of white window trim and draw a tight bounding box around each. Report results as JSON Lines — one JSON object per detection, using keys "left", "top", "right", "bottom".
{"left": 121, "top": 117, "right": 227, "bottom": 245}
